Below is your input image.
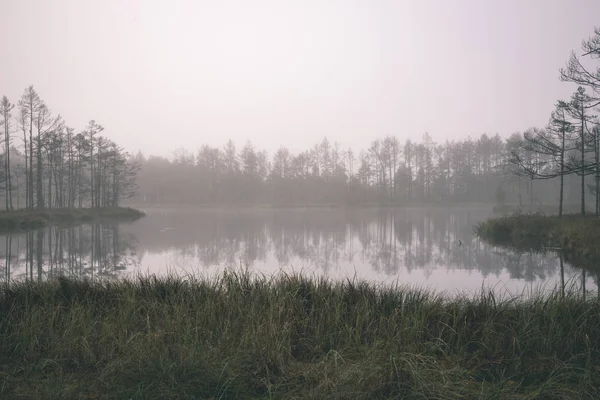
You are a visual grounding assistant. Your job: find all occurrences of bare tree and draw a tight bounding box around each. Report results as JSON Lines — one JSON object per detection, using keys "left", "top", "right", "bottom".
{"left": 85, "top": 120, "right": 104, "bottom": 208}
{"left": 405, "top": 141, "right": 414, "bottom": 202}
{"left": 17, "top": 106, "right": 29, "bottom": 209}
{"left": 382, "top": 136, "right": 400, "bottom": 202}
{"left": 34, "top": 103, "right": 63, "bottom": 209}
{"left": 112, "top": 149, "right": 139, "bottom": 206}
{"left": 368, "top": 139, "right": 387, "bottom": 201}
{"left": 18, "top": 86, "right": 42, "bottom": 209}
{"left": 551, "top": 102, "right": 575, "bottom": 216}
{"left": 0, "top": 96, "right": 15, "bottom": 210}
{"left": 509, "top": 102, "right": 575, "bottom": 216}
{"left": 564, "top": 87, "right": 596, "bottom": 215}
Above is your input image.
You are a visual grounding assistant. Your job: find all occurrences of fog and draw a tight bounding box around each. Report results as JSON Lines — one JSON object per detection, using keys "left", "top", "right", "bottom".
{"left": 2, "top": 0, "right": 599, "bottom": 157}
{"left": 2, "top": 1, "right": 600, "bottom": 295}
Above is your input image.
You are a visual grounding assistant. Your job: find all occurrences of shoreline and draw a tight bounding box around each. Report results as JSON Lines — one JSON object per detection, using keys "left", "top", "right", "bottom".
{"left": 0, "top": 207, "right": 145, "bottom": 231}
{"left": 476, "top": 213, "right": 600, "bottom": 270}
{"left": 128, "top": 202, "right": 498, "bottom": 210}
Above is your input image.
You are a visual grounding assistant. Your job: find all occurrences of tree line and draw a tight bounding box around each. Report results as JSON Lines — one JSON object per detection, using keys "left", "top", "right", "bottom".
{"left": 0, "top": 86, "right": 138, "bottom": 211}
{"left": 131, "top": 132, "right": 591, "bottom": 208}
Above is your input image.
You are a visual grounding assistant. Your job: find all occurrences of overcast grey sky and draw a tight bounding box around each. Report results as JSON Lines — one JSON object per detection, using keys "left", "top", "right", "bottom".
{"left": 1, "top": 0, "right": 599, "bottom": 157}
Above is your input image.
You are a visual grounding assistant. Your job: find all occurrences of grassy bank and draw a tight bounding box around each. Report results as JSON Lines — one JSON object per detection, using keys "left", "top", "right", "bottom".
{"left": 0, "top": 207, "right": 145, "bottom": 231}
{"left": 492, "top": 204, "right": 586, "bottom": 215}
{"left": 476, "top": 213, "right": 600, "bottom": 267}
{"left": 1, "top": 272, "right": 599, "bottom": 399}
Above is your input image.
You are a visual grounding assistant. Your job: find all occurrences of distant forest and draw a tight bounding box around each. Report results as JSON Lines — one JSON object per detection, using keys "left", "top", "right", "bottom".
{"left": 129, "top": 133, "right": 590, "bottom": 207}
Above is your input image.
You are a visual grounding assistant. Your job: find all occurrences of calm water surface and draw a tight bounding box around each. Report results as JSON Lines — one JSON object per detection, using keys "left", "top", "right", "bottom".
{"left": 1, "top": 207, "right": 598, "bottom": 297}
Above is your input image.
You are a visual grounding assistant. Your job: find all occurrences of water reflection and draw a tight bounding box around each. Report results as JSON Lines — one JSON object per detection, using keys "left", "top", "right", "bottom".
{"left": 0, "top": 223, "right": 140, "bottom": 282}
{"left": 1, "top": 208, "right": 598, "bottom": 296}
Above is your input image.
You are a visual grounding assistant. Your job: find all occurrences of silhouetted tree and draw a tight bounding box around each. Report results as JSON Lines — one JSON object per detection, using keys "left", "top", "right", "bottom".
{"left": 0, "top": 96, "right": 15, "bottom": 210}
{"left": 550, "top": 101, "right": 576, "bottom": 216}
{"left": 18, "top": 86, "right": 42, "bottom": 209}
{"left": 85, "top": 120, "right": 104, "bottom": 208}
{"left": 509, "top": 102, "right": 575, "bottom": 216}
{"left": 565, "top": 87, "right": 596, "bottom": 215}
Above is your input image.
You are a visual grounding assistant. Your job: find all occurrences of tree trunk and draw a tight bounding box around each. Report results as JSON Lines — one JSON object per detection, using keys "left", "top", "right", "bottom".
{"left": 4, "top": 123, "right": 9, "bottom": 211}
{"left": 559, "top": 129, "right": 565, "bottom": 217}
{"left": 90, "top": 135, "right": 95, "bottom": 208}
{"left": 46, "top": 146, "right": 53, "bottom": 210}
{"left": 529, "top": 179, "right": 533, "bottom": 205}
{"left": 23, "top": 128, "right": 28, "bottom": 211}
{"left": 47, "top": 168, "right": 52, "bottom": 210}
{"left": 15, "top": 169, "right": 19, "bottom": 210}
{"left": 36, "top": 143, "right": 44, "bottom": 209}
{"left": 580, "top": 106, "right": 585, "bottom": 216}
{"left": 28, "top": 104, "right": 34, "bottom": 210}
{"left": 595, "top": 127, "right": 599, "bottom": 216}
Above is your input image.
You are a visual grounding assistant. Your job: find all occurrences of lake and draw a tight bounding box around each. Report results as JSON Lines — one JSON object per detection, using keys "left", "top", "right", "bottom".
{"left": 1, "top": 207, "right": 598, "bottom": 297}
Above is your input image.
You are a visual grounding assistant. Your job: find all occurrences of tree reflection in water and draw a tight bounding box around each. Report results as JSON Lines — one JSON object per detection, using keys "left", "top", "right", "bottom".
{"left": 1, "top": 208, "right": 598, "bottom": 296}
{"left": 0, "top": 223, "right": 139, "bottom": 283}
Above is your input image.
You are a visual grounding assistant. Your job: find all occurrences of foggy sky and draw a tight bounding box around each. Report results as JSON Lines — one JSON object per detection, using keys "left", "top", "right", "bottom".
{"left": 1, "top": 0, "right": 599, "bottom": 157}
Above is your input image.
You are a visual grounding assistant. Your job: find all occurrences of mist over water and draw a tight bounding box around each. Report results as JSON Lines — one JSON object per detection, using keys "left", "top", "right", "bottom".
{"left": 1, "top": 207, "right": 597, "bottom": 298}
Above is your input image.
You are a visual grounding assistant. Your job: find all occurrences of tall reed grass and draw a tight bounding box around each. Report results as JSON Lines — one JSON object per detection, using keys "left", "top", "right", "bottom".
{"left": 1, "top": 271, "right": 599, "bottom": 399}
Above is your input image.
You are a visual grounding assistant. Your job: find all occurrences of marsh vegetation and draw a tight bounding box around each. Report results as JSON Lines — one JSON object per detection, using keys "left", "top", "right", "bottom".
{"left": 1, "top": 272, "right": 600, "bottom": 399}
{"left": 0, "top": 206, "right": 144, "bottom": 231}
{"left": 476, "top": 213, "right": 600, "bottom": 275}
